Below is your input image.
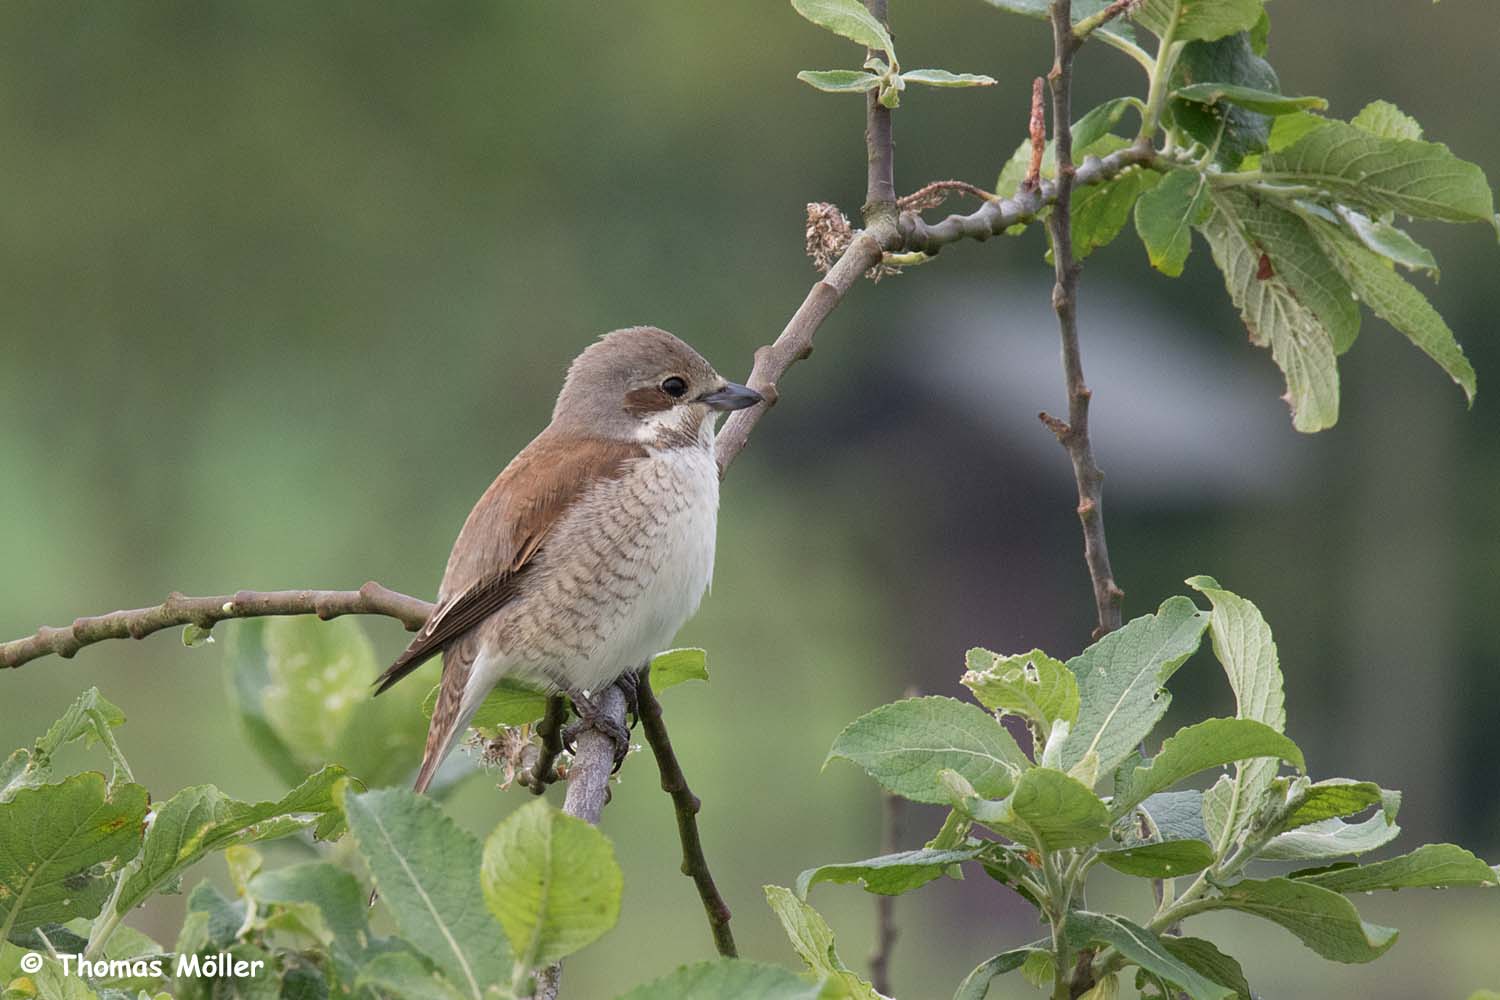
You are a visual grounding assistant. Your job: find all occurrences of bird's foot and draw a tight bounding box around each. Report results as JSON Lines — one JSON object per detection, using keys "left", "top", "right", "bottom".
{"left": 563, "top": 686, "right": 633, "bottom": 771}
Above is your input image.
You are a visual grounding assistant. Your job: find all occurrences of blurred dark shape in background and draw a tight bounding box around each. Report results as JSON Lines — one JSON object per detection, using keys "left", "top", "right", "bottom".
{"left": 2, "top": 3, "right": 1496, "bottom": 996}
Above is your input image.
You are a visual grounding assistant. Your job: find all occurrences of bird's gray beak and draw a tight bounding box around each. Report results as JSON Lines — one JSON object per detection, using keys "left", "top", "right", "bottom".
{"left": 699, "top": 381, "right": 763, "bottom": 412}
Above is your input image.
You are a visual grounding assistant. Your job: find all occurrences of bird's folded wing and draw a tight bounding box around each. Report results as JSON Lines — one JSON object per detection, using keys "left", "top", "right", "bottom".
{"left": 372, "top": 432, "right": 647, "bottom": 694}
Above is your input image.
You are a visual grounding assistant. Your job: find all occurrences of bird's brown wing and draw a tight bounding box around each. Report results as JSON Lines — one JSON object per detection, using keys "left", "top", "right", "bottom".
{"left": 372, "top": 432, "right": 646, "bottom": 695}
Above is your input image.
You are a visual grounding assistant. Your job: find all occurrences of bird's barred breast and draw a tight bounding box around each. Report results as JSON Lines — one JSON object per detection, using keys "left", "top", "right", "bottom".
{"left": 492, "top": 442, "right": 720, "bottom": 692}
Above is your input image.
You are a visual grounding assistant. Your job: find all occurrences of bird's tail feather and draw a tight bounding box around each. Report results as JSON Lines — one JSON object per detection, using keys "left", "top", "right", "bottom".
{"left": 411, "top": 673, "right": 482, "bottom": 795}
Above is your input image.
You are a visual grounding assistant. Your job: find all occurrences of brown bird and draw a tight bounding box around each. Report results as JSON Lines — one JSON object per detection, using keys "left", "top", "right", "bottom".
{"left": 373, "top": 326, "right": 761, "bottom": 792}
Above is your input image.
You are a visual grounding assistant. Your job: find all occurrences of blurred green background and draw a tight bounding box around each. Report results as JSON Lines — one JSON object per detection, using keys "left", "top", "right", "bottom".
{"left": 2, "top": 2, "right": 1497, "bottom": 996}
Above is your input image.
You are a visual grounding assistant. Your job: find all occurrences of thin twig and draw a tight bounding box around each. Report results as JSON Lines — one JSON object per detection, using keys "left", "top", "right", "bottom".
{"left": 0, "top": 583, "right": 432, "bottom": 670}
{"left": 636, "top": 667, "right": 737, "bottom": 957}
{"left": 521, "top": 695, "right": 569, "bottom": 793}
{"left": 1041, "top": 0, "right": 1125, "bottom": 643}
{"left": 1026, "top": 77, "right": 1047, "bottom": 189}
{"left": 868, "top": 788, "right": 903, "bottom": 993}
{"left": 897, "top": 180, "right": 993, "bottom": 213}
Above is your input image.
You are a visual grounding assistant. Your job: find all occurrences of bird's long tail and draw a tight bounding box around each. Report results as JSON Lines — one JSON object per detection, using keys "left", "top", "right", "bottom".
{"left": 412, "top": 670, "right": 482, "bottom": 794}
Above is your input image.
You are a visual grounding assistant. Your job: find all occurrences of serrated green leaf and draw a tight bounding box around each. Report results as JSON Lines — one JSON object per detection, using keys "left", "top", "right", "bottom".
{"left": 1308, "top": 217, "right": 1476, "bottom": 404}
{"left": 249, "top": 862, "right": 370, "bottom": 973}
{"left": 1280, "top": 779, "right": 1384, "bottom": 829}
{"left": 900, "top": 69, "right": 996, "bottom": 88}
{"left": 0, "top": 773, "right": 149, "bottom": 942}
{"left": 1259, "top": 813, "right": 1402, "bottom": 861}
{"left": 1198, "top": 191, "right": 1343, "bottom": 431}
{"left": 356, "top": 952, "right": 469, "bottom": 1000}
{"left": 617, "top": 959, "right": 829, "bottom": 1000}
{"left": 764, "top": 886, "right": 881, "bottom": 1000}
{"left": 1159, "top": 938, "right": 1251, "bottom": 999}
{"left": 961, "top": 648, "right": 1078, "bottom": 732}
{"left": 1114, "top": 718, "right": 1303, "bottom": 815}
{"left": 2, "top": 689, "right": 131, "bottom": 804}
{"left": 826, "top": 697, "right": 1027, "bottom": 805}
{"left": 115, "top": 766, "right": 348, "bottom": 919}
{"left": 1064, "top": 912, "right": 1232, "bottom": 1000}
{"left": 1097, "top": 839, "right": 1216, "bottom": 878}
{"left": 790, "top": 0, "right": 894, "bottom": 56}
{"left": 1268, "top": 111, "right": 1333, "bottom": 153}
{"left": 1265, "top": 121, "right": 1495, "bottom": 223}
{"left": 951, "top": 948, "right": 1036, "bottom": 1000}
{"left": 795, "top": 845, "right": 985, "bottom": 899}
{"left": 959, "top": 767, "right": 1110, "bottom": 851}
{"left": 343, "top": 787, "right": 507, "bottom": 999}
{"left": 481, "top": 798, "right": 622, "bottom": 969}
{"left": 1185, "top": 579, "right": 1287, "bottom": 852}
{"left": 1350, "top": 100, "right": 1423, "bottom": 141}
{"left": 1200, "top": 877, "right": 1397, "bottom": 962}
{"left": 796, "top": 70, "right": 881, "bottom": 94}
{"left": 1173, "top": 83, "right": 1326, "bottom": 116}
{"left": 1136, "top": 0, "right": 1263, "bottom": 42}
{"left": 649, "top": 647, "right": 709, "bottom": 693}
{"left": 1135, "top": 169, "right": 1209, "bottom": 276}
{"left": 1057, "top": 597, "right": 1208, "bottom": 775}
{"left": 1295, "top": 843, "right": 1498, "bottom": 893}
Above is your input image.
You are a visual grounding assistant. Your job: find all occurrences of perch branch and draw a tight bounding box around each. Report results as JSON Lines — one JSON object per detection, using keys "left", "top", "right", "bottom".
{"left": 636, "top": 667, "right": 737, "bottom": 957}
{"left": 1040, "top": 0, "right": 1126, "bottom": 643}
{"left": 0, "top": 583, "right": 432, "bottom": 670}
{"left": 868, "top": 787, "right": 903, "bottom": 994}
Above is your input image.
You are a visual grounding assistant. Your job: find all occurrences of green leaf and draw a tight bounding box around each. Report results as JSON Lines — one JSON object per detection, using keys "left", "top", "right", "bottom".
{"left": 1135, "top": 790, "right": 1210, "bottom": 843}
{"left": 356, "top": 952, "right": 469, "bottom": 1000}
{"left": 764, "top": 886, "right": 881, "bottom": 1000}
{"left": 249, "top": 862, "right": 370, "bottom": 970}
{"left": 951, "top": 948, "right": 1035, "bottom": 1000}
{"left": 1114, "top": 718, "right": 1303, "bottom": 815}
{"left": 115, "top": 766, "right": 348, "bottom": 918}
{"left": 1200, "top": 877, "right": 1397, "bottom": 962}
{"left": 1308, "top": 217, "right": 1477, "bottom": 404}
{"left": 617, "top": 959, "right": 828, "bottom": 1000}
{"left": 481, "top": 798, "right": 622, "bottom": 969}
{"left": 227, "top": 617, "right": 431, "bottom": 789}
{"left": 1260, "top": 813, "right": 1402, "bottom": 861}
{"left": 1172, "top": 83, "right": 1326, "bottom": 116}
{"left": 795, "top": 846, "right": 985, "bottom": 899}
{"left": 1198, "top": 191, "right": 1343, "bottom": 431}
{"left": 977, "top": 0, "right": 1137, "bottom": 42}
{"left": 1, "top": 689, "right": 131, "bottom": 804}
{"left": 1333, "top": 206, "right": 1440, "bottom": 278}
{"left": 956, "top": 767, "right": 1110, "bottom": 851}
{"left": 1265, "top": 121, "right": 1495, "bottom": 224}
{"left": 343, "top": 787, "right": 508, "bottom": 999}
{"left": 1280, "top": 779, "right": 1384, "bottom": 829}
{"left": 1134, "top": 169, "right": 1209, "bottom": 276}
{"left": 1097, "top": 839, "right": 1215, "bottom": 878}
{"left": 1295, "top": 843, "right": 1498, "bottom": 893}
{"left": 1056, "top": 597, "right": 1208, "bottom": 775}
{"left": 1159, "top": 938, "right": 1251, "bottom": 999}
{"left": 1136, "top": 0, "right": 1264, "bottom": 42}
{"left": 649, "top": 647, "right": 709, "bottom": 693}
{"left": 961, "top": 648, "right": 1079, "bottom": 732}
{"left": 423, "top": 677, "right": 550, "bottom": 731}
{"left": 1268, "top": 112, "right": 1334, "bottom": 153}
{"left": 1071, "top": 164, "right": 1162, "bottom": 259}
{"left": 900, "top": 69, "right": 996, "bottom": 88}
{"left": 1169, "top": 33, "right": 1279, "bottom": 168}
{"left": 1020, "top": 950, "right": 1055, "bottom": 989}
{"left": 796, "top": 70, "right": 880, "bottom": 94}
{"left": 1185, "top": 579, "right": 1288, "bottom": 849}
{"left": 790, "top": 0, "right": 894, "bottom": 57}
{"left": 1351, "top": 100, "right": 1423, "bottom": 141}
{"left": 1064, "top": 912, "right": 1232, "bottom": 1000}
{"left": 825, "top": 697, "right": 1027, "bottom": 805}
{"left": 0, "top": 773, "right": 148, "bottom": 942}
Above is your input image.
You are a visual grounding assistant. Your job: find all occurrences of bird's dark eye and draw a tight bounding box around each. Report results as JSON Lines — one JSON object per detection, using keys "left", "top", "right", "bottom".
{"left": 661, "top": 376, "right": 688, "bottom": 398}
